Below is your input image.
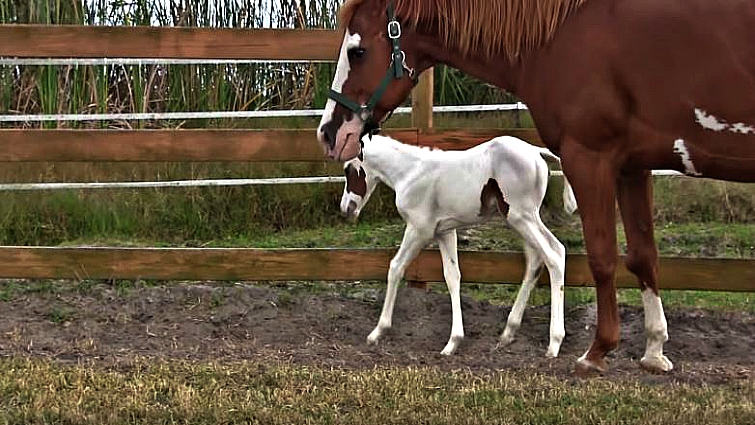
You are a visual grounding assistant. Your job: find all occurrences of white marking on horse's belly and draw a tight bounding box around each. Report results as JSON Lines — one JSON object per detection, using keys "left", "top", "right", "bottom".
{"left": 694, "top": 108, "right": 755, "bottom": 134}
{"left": 673, "top": 139, "right": 703, "bottom": 176}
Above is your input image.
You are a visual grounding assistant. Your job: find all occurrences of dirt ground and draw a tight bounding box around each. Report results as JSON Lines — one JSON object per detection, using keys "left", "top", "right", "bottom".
{"left": 0, "top": 281, "right": 753, "bottom": 385}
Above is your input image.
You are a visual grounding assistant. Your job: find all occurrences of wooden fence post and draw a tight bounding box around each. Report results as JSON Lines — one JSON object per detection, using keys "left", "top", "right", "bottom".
{"left": 407, "top": 252, "right": 428, "bottom": 290}
{"left": 411, "top": 67, "right": 433, "bottom": 131}
{"left": 409, "top": 68, "right": 431, "bottom": 289}
{"left": 407, "top": 280, "right": 428, "bottom": 289}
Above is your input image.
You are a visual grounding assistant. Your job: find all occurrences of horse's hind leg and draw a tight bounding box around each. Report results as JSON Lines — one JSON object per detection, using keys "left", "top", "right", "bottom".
{"left": 497, "top": 242, "right": 543, "bottom": 348}
{"left": 618, "top": 171, "right": 673, "bottom": 373}
{"left": 367, "top": 224, "right": 430, "bottom": 345}
{"left": 506, "top": 210, "right": 566, "bottom": 357}
{"left": 437, "top": 230, "right": 464, "bottom": 355}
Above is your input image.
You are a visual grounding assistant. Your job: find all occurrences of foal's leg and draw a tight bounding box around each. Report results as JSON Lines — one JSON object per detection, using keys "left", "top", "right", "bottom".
{"left": 437, "top": 230, "right": 464, "bottom": 355}
{"left": 367, "top": 224, "right": 430, "bottom": 345}
{"left": 505, "top": 210, "right": 566, "bottom": 357}
{"left": 497, "top": 242, "right": 543, "bottom": 348}
{"left": 617, "top": 171, "right": 673, "bottom": 373}
{"left": 561, "top": 141, "right": 620, "bottom": 375}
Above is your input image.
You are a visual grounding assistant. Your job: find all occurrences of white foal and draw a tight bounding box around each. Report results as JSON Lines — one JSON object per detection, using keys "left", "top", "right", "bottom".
{"left": 341, "top": 134, "right": 577, "bottom": 357}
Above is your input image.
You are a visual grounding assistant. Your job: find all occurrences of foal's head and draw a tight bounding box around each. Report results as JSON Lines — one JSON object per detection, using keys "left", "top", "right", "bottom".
{"left": 340, "top": 159, "right": 379, "bottom": 219}
{"left": 317, "top": 0, "right": 424, "bottom": 161}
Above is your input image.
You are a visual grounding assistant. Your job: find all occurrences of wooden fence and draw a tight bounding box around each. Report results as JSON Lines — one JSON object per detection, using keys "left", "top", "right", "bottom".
{"left": 0, "top": 25, "right": 752, "bottom": 292}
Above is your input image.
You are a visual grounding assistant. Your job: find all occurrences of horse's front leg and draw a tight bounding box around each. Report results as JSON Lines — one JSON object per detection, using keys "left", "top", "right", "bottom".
{"left": 561, "top": 140, "right": 620, "bottom": 375}
{"left": 437, "top": 230, "right": 464, "bottom": 355}
{"left": 367, "top": 224, "right": 430, "bottom": 345}
{"left": 617, "top": 171, "right": 673, "bottom": 373}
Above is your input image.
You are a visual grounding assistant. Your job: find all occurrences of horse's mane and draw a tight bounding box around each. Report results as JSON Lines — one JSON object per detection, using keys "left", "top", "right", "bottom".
{"left": 339, "top": 0, "right": 588, "bottom": 61}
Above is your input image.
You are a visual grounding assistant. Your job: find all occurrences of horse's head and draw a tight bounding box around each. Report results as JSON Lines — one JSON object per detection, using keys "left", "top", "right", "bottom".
{"left": 340, "top": 158, "right": 378, "bottom": 219}
{"left": 318, "top": 1, "right": 422, "bottom": 161}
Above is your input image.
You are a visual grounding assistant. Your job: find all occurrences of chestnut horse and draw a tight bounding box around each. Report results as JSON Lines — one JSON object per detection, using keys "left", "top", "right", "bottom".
{"left": 316, "top": 0, "right": 755, "bottom": 375}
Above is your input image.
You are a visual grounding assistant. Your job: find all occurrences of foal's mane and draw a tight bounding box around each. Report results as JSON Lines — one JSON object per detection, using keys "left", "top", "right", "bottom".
{"left": 339, "top": 0, "right": 588, "bottom": 61}
{"left": 369, "top": 135, "right": 443, "bottom": 157}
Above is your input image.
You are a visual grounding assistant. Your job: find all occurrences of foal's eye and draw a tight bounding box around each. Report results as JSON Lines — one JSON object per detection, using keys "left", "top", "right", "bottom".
{"left": 348, "top": 47, "right": 366, "bottom": 60}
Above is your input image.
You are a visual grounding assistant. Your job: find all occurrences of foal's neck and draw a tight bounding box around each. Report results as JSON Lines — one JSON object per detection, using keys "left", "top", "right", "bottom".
{"left": 362, "top": 139, "right": 423, "bottom": 190}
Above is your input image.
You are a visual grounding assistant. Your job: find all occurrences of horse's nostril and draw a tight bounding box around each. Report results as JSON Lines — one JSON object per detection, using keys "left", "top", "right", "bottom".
{"left": 321, "top": 123, "right": 337, "bottom": 149}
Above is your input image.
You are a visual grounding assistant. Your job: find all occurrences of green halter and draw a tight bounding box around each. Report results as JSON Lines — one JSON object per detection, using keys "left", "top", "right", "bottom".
{"left": 328, "top": 3, "right": 418, "bottom": 136}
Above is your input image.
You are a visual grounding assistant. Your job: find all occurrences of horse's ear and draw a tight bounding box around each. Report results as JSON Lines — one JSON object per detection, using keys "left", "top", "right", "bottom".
{"left": 345, "top": 1, "right": 384, "bottom": 28}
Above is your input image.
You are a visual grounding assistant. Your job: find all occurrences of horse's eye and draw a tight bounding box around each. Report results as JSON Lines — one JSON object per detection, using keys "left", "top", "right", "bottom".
{"left": 348, "top": 47, "right": 366, "bottom": 60}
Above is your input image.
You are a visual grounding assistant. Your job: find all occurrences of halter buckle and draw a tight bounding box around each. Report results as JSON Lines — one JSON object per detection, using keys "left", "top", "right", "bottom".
{"left": 387, "top": 20, "right": 401, "bottom": 39}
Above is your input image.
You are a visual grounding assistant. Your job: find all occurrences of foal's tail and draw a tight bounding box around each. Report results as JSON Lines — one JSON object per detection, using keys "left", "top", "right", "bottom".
{"left": 538, "top": 149, "right": 578, "bottom": 215}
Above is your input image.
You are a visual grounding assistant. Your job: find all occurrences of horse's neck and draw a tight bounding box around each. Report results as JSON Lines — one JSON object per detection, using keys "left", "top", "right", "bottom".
{"left": 362, "top": 141, "right": 420, "bottom": 190}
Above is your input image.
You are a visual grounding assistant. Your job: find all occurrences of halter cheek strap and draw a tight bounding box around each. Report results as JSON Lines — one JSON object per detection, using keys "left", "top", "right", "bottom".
{"left": 328, "top": 2, "right": 418, "bottom": 135}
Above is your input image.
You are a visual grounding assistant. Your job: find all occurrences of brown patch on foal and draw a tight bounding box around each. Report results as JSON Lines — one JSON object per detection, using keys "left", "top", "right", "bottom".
{"left": 479, "top": 178, "right": 509, "bottom": 217}
{"left": 344, "top": 164, "right": 367, "bottom": 197}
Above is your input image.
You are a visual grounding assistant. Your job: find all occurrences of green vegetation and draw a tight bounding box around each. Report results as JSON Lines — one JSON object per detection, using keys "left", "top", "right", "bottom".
{"left": 0, "top": 357, "right": 751, "bottom": 425}
{"left": 0, "top": 0, "right": 511, "bottom": 125}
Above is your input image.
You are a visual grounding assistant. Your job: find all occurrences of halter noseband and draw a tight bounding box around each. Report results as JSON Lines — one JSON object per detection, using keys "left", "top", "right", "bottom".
{"left": 327, "top": 3, "right": 418, "bottom": 138}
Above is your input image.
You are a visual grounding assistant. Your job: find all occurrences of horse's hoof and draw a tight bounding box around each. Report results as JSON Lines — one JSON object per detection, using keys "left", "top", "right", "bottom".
{"left": 640, "top": 355, "right": 674, "bottom": 373}
{"left": 366, "top": 331, "right": 381, "bottom": 345}
{"left": 440, "top": 335, "right": 463, "bottom": 356}
{"left": 545, "top": 346, "right": 560, "bottom": 358}
{"left": 574, "top": 356, "right": 608, "bottom": 377}
{"left": 497, "top": 334, "right": 515, "bottom": 347}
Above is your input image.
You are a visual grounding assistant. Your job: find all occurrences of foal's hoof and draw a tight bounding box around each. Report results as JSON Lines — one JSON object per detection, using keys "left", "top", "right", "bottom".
{"left": 494, "top": 333, "right": 516, "bottom": 352}
{"left": 366, "top": 330, "right": 382, "bottom": 345}
{"left": 491, "top": 341, "right": 509, "bottom": 353}
{"left": 545, "top": 346, "right": 561, "bottom": 358}
{"left": 574, "top": 356, "right": 608, "bottom": 377}
{"left": 440, "top": 335, "right": 463, "bottom": 356}
{"left": 640, "top": 355, "right": 674, "bottom": 373}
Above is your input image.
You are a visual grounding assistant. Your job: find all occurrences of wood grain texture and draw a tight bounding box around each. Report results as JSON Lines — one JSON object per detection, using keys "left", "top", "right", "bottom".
{"left": 411, "top": 69, "right": 434, "bottom": 130}
{"left": 0, "top": 247, "right": 750, "bottom": 292}
{"left": 416, "top": 128, "right": 543, "bottom": 150}
{"left": 0, "top": 129, "right": 418, "bottom": 162}
{"left": 0, "top": 128, "right": 545, "bottom": 162}
{"left": 0, "top": 25, "right": 342, "bottom": 61}
{"left": 411, "top": 250, "right": 755, "bottom": 292}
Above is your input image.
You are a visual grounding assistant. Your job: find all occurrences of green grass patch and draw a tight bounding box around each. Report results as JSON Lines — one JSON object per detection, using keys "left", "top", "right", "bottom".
{"left": 0, "top": 357, "right": 751, "bottom": 425}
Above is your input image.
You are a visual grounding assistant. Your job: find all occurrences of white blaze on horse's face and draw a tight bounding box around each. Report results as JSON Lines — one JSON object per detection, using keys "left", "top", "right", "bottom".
{"left": 317, "top": 32, "right": 363, "bottom": 158}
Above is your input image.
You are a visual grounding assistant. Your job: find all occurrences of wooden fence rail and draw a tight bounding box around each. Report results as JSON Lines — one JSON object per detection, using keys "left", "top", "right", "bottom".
{"left": 0, "top": 247, "right": 752, "bottom": 292}
{"left": 0, "top": 128, "right": 541, "bottom": 162}
{"left": 0, "top": 25, "right": 341, "bottom": 60}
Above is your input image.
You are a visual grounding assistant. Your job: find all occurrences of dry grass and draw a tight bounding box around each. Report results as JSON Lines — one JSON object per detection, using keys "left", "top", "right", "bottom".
{"left": 0, "top": 356, "right": 752, "bottom": 425}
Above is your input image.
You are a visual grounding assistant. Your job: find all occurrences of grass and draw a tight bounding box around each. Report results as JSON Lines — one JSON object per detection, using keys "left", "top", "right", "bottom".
{"left": 2, "top": 175, "right": 754, "bottom": 249}
{"left": 0, "top": 357, "right": 751, "bottom": 425}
